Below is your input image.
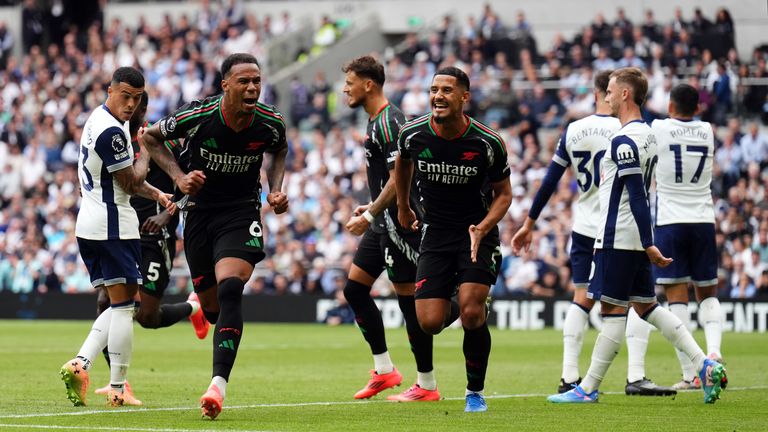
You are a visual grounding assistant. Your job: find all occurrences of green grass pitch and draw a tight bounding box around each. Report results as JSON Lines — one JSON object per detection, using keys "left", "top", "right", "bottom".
{"left": 0, "top": 320, "right": 766, "bottom": 431}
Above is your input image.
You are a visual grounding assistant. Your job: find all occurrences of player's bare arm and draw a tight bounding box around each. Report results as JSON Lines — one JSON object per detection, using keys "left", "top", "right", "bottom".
{"left": 113, "top": 143, "right": 150, "bottom": 195}
{"left": 346, "top": 173, "right": 397, "bottom": 236}
{"left": 470, "top": 178, "right": 512, "bottom": 262}
{"left": 141, "top": 124, "right": 205, "bottom": 195}
{"left": 266, "top": 145, "right": 288, "bottom": 214}
{"left": 394, "top": 154, "right": 418, "bottom": 231}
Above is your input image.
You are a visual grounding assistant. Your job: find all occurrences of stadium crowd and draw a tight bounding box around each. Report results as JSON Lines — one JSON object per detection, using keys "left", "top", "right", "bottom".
{"left": 0, "top": 1, "right": 767, "bottom": 301}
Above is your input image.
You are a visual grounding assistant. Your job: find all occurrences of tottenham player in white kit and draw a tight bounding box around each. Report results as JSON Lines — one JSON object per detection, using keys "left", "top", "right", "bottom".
{"left": 59, "top": 67, "right": 174, "bottom": 407}
{"left": 512, "top": 70, "right": 673, "bottom": 396}
{"left": 548, "top": 68, "right": 727, "bottom": 405}
{"left": 649, "top": 84, "right": 723, "bottom": 389}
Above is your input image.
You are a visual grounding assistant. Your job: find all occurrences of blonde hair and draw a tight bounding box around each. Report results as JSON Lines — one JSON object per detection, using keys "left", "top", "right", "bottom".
{"left": 610, "top": 67, "right": 648, "bottom": 107}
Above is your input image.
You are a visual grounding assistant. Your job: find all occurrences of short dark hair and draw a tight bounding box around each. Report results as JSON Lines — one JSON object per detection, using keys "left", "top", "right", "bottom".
{"left": 594, "top": 70, "right": 612, "bottom": 94}
{"left": 111, "top": 66, "right": 144, "bottom": 88}
{"left": 670, "top": 83, "right": 699, "bottom": 116}
{"left": 221, "top": 53, "right": 259, "bottom": 78}
{"left": 610, "top": 67, "right": 647, "bottom": 107}
{"left": 434, "top": 66, "right": 470, "bottom": 91}
{"left": 342, "top": 56, "right": 385, "bottom": 86}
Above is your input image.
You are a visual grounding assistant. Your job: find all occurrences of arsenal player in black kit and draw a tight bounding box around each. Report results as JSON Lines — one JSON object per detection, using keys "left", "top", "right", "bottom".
{"left": 342, "top": 56, "right": 452, "bottom": 402}
{"left": 142, "top": 53, "right": 288, "bottom": 420}
{"left": 394, "top": 67, "right": 512, "bottom": 413}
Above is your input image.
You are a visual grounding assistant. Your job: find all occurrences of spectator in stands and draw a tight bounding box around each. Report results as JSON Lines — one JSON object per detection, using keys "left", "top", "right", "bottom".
{"left": 642, "top": 10, "right": 660, "bottom": 43}
{"left": 740, "top": 122, "right": 768, "bottom": 168}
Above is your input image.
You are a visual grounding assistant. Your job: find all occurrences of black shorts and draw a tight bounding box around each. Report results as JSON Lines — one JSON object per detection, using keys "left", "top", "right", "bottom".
{"left": 184, "top": 204, "right": 265, "bottom": 292}
{"left": 415, "top": 226, "right": 502, "bottom": 300}
{"left": 139, "top": 236, "right": 176, "bottom": 299}
{"left": 352, "top": 229, "right": 420, "bottom": 283}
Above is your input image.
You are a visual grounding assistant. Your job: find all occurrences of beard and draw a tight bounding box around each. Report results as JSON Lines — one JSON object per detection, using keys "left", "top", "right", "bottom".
{"left": 433, "top": 113, "right": 447, "bottom": 124}
{"left": 347, "top": 98, "right": 362, "bottom": 108}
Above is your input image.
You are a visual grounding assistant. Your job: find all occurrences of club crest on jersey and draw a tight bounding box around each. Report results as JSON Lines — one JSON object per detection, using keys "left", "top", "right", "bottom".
{"left": 460, "top": 151, "right": 480, "bottom": 161}
{"left": 616, "top": 143, "right": 636, "bottom": 165}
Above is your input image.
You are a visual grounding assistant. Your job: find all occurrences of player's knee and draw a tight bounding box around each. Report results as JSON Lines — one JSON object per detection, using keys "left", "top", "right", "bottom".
{"left": 418, "top": 311, "right": 445, "bottom": 335}
{"left": 343, "top": 280, "right": 371, "bottom": 303}
{"left": 419, "top": 319, "right": 444, "bottom": 335}
{"left": 460, "top": 303, "right": 486, "bottom": 330}
{"left": 217, "top": 277, "right": 244, "bottom": 303}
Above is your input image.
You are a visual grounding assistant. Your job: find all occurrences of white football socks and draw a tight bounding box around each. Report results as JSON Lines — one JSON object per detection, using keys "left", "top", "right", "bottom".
{"left": 417, "top": 370, "right": 437, "bottom": 391}
{"left": 698, "top": 296, "right": 723, "bottom": 359}
{"left": 581, "top": 315, "right": 626, "bottom": 393}
{"left": 373, "top": 352, "right": 394, "bottom": 375}
{"left": 645, "top": 306, "right": 706, "bottom": 373}
{"left": 562, "top": 303, "right": 589, "bottom": 383}
{"left": 669, "top": 303, "right": 697, "bottom": 381}
{"left": 625, "top": 308, "right": 652, "bottom": 383}
{"left": 108, "top": 302, "right": 135, "bottom": 387}
{"left": 76, "top": 307, "right": 113, "bottom": 371}
{"left": 211, "top": 376, "right": 227, "bottom": 398}
{"left": 188, "top": 298, "right": 201, "bottom": 316}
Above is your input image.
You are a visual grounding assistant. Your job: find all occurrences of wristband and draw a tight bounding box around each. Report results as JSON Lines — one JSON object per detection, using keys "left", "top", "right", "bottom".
{"left": 362, "top": 210, "right": 375, "bottom": 223}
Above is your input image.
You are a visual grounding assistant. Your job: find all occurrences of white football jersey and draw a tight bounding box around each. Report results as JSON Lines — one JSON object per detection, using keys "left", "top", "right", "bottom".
{"left": 75, "top": 105, "right": 140, "bottom": 240}
{"left": 652, "top": 118, "right": 715, "bottom": 225}
{"left": 595, "top": 120, "right": 658, "bottom": 251}
{"left": 553, "top": 114, "right": 621, "bottom": 238}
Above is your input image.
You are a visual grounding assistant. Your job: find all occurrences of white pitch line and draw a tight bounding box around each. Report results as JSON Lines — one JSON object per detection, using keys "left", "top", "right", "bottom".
{"left": 0, "top": 426, "right": 275, "bottom": 432}
{"left": 2, "top": 385, "right": 765, "bottom": 420}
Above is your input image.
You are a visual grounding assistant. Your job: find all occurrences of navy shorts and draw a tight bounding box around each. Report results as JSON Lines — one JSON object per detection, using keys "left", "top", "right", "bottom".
{"left": 77, "top": 237, "right": 142, "bottom": 287}
{"left": 654, "top": 223, "right": 717, "bottom": 287}
{"left": 588, "top": 249, "right": 655, "bottom": 307}
{"left": 184, "top": 204, "right": 265, "bottom": 293}
{"left": 415, "top": 226, "right": 501, "bottom": 300}
{"left": 352, "top": 229, "right": 420, "bottom": 283}
{"left": 570, "top": 231, "right": 595, "bottom": 288}
{"left": 139, "top": 236, "right": 176, "bottom": 298}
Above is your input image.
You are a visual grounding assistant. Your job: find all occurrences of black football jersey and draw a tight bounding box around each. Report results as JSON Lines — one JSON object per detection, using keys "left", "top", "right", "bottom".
{"left": 397, "top": 114, "right": 510, "bottom": 229}
{"left": 363, "top": 103, "right": 421, "bottom": 233}
{"left": 156, "top": 95, "right": 287, "bottom": 209}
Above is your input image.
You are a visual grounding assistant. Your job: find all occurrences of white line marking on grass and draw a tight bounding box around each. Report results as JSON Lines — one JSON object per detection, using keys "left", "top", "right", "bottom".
{"left": 0, "top": 425, "right": 274, "bottom": 432}
{"left": 3, "top": 385, "right": 765, "bottom": 420}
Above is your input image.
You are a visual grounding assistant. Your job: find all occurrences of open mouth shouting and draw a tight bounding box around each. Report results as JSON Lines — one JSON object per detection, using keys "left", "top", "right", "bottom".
{"left": 242, "top": 97, "right": 258, "bottom": 110}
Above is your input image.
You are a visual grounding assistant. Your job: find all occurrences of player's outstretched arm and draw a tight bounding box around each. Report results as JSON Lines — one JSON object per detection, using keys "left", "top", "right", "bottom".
{"left": 470, "top": 178, "right": 512, "bottom": 262}
{"left": 394, "top": 154, "right": 418, "bottom": 231}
